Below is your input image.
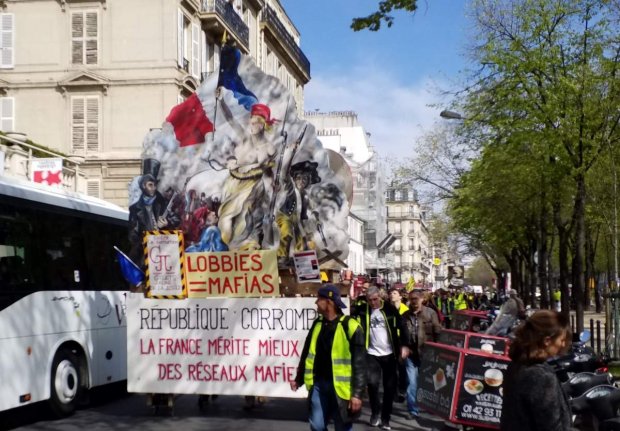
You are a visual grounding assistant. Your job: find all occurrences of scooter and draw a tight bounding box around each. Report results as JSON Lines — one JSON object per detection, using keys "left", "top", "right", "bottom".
{"left": 550, "top": 330, "right": 603, "bottom": 382}
{"left": 567, "top": 371, "right": 613, "bottom": 431}
{"left": 571, "top": 384, "right": 620, "bottom": 431}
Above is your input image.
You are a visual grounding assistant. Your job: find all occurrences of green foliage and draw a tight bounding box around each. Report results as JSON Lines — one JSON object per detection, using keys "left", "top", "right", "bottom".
{"left": 466, "top": 257, "right": 496, "bottom": 287}
{"left": 351, "top": 0, "right": 418, "bottom": 31}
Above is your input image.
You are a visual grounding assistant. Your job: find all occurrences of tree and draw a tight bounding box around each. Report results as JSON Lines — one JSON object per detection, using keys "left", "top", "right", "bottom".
{"left": 466, "top": 258, "right": 496, "bottom": 288}
{"left": 351, "top": 0, "right": 417, "bottom": 31}
{"left": 458, "top": 0, "right": 620, "bottom": 332}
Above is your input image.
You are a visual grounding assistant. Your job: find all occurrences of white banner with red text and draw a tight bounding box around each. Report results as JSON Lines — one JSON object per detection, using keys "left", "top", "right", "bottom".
{"left": 126, "top": 293, "right": 352, "bottom": 397}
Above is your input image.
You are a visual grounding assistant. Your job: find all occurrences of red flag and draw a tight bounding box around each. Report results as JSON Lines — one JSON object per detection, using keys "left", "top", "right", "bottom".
{"left": 165, "top": 94, "right": 214, "bottom": 147}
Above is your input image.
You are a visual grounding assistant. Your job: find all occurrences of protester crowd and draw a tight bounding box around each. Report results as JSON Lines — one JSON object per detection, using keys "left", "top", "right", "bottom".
{"left": 200, "top": 282, "right": 557, "bottom": 431}
{"left": 288, "top": 281, "right": 569, "bottom": 431}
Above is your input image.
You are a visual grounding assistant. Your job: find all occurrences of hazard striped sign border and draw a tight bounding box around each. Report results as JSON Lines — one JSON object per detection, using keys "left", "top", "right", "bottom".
{"left": 142, "top": 230, "right": 187, "bottom": 299}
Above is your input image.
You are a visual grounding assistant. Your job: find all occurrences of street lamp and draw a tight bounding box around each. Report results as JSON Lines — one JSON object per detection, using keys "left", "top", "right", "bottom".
{"left": 439, "top": 110, "right": 465, "bottom": 120}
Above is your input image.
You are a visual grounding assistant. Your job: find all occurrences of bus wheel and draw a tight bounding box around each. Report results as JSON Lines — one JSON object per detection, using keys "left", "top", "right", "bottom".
{"left": 49, "top": 348, "right": 83, "bottom": 417}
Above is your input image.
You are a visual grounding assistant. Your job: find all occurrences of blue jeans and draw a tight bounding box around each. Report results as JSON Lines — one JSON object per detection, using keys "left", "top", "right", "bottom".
{"left": 308, "top": 378, "right": 352, "bottom": 431}
{"left": 405, "top": 357, "right": 419, "bottom": 416}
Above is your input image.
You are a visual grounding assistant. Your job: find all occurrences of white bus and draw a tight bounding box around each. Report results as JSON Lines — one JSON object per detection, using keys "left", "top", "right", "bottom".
{"left": 0, "top": 175, "right": 129, "bottom": 416}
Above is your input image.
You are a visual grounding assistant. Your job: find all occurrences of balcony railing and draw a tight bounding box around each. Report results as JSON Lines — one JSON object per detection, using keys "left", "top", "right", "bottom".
{"left": 262, "top": 5, "right": 310, "bottom": 79}
{"left": 201, "top": 0, "right": 249, "bottom": 48}
{"left": 387, "top": 209, "right": 423, "bottom": 219}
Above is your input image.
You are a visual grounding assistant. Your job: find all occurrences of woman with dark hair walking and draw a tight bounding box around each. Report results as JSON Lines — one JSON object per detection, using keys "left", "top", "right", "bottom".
{"left": 500, "top": 310, "right": 575, "bottom": 431}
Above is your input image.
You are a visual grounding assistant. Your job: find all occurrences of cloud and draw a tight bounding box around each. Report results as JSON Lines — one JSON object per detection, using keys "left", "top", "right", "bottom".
{"left": 303, "top": 61, "right": 451, "bottom": 158}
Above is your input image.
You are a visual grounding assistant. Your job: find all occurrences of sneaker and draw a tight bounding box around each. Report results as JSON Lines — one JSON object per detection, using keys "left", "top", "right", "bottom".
{"left": 369, "top": 415, "right": 380, "bottom": 427}
{"left": 407, "top": 413, "right": 420, "bottom": 420}
{"left": 380, "top": 422, "right": 391, "bottom": 430}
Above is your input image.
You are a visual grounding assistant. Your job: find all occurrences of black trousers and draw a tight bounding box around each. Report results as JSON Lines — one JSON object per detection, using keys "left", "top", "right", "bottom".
{"left": 366, "top": 353, "right": 398, "bottom": 423}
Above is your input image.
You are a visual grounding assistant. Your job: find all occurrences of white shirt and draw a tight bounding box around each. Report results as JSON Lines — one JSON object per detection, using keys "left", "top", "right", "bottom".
{"left": 367, "top": 308, "right": 393, "bottom": 356}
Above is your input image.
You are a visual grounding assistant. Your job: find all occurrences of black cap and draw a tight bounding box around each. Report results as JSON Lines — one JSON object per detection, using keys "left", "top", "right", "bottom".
{"left": 318, "top": 284, "right": 347, "bottom": 309}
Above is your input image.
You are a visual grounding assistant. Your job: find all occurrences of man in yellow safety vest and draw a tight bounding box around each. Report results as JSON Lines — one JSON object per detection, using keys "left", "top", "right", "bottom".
{"left": 291, "top": 284, "right": 367, "bottom": 431}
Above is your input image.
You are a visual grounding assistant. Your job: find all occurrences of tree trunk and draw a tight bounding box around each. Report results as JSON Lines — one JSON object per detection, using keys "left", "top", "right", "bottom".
{"left": 539, "top": 200, "right": 550, "bottom": 309}
{"left": 572, "top": 173, "right": 586, "bottom": 334}
{"left": 554, "top": 201, "right": 571, "bottom": 321}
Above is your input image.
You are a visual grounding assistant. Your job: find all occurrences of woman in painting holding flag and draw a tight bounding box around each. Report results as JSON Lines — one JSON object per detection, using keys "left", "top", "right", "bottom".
{"left": 217, "top": 101, "right": 280, "bottom": 250}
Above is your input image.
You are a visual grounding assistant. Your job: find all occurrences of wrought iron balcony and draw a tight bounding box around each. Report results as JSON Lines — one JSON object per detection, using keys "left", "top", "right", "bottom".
{"left": 201, "top": 0, "right": 249, "bottom": 50}
{"left": 261, "top": 5, "right": 310, "bottom": 81}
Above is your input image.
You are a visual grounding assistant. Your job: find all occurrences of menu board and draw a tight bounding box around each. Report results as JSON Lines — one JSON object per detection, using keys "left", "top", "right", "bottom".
{"left": 454, "top": 353, "right": 510, "bottom": 427}
{"left": 417, "top": 343, "right": 461, "bottom": 417}
{"left": 467, "top": 334, "right": 508, "bottom": 356}
{"left": 438, "top": 330, "right": 467, "bottom": 349}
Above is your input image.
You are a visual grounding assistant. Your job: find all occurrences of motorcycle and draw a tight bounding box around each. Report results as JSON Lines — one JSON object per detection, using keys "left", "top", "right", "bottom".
{"left": 549, "top": 330, "right": 604, "bottom": 383}
{"left": 562, "top": 371, "right": 614, "bottom": 430}
{"left": 570, "top": 383, "right": 620, "bottom": 431}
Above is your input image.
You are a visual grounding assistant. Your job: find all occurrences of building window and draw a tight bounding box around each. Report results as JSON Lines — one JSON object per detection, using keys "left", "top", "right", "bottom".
{"left": 71, "top": 95, "right": 99, "bottom": 154}
{"left": 71, "top": 11, "right": 98, "bottom": 65}
{"left": 177, "top": 9, "right": 193, "bottom": 73}
{"left": 191, "top": 23, "right": 200, "bottom": 78}
{"left": 86, "top": 179, "right": 101, "bottom": 198}
{"left": 395, "top": 222, "right": 401, "bottom": 233}
{"left": 0, "top": 97, "right": 14, "bottom": 132}
{"left": 1, "top": 13, "right": 14, "bottom": 69}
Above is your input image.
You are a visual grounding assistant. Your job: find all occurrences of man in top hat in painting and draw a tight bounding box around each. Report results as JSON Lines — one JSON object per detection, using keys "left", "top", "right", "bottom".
{"left": 276, "top": 160, "right": 321, "bottom": 264}
{"left": 128, "top": 159, "right": 180, "bottom": 256}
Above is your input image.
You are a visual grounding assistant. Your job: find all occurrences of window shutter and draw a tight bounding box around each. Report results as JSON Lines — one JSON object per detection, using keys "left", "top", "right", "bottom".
{"left": 214, "top": 43, "right": 220, "bottom": 73}
{"left": 0, "top": 97, "right": 15, "bottom": 132}
{"left": 201, "top": 30, "right": 209, "bottom": 76}
{"left": 86, "top": 97, "right": 99, "bottom": 152}
{"left": 0, "top": 13, "right": 14, "bottom": 68}
{"left": 72, "top": 12, "right": 97, "bottom": 65}
{"left": 177, "top": 9, "right": 184, "bottom": 68}
{"left": 85, "top": 12, "right": 98, "bottom": 65}
{"left": 72, "top": 96, "right": 100, "bottom": 153}
{"left": 86, "top": 179, "right": 100, "bottom": 198}
{"left": 71, "top": 13, "right": 84, "bottom": 64}
{"left": 191, "top": 23, "right": 200, "bottom": 78}
{"left": 71, "top": 97, "right": 85, "bottom": 152}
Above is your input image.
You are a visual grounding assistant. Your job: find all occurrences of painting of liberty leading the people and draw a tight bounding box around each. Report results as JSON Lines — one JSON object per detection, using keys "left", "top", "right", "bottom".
{"left": 127, "top": 44, "right": 351, "bottom": 272}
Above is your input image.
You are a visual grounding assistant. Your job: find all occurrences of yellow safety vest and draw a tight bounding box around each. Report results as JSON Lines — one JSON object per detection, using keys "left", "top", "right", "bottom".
{"left": 454, "top": 293, "right": 468, "bottom": 310}
{"left": 398, "top": 303, "right": 409, "bottom": 315}
{"left": 553, "top": 290, "right": 561, "bottom": 301}
{"left": 304, "top": 315, "right": 360, "bottom": 400}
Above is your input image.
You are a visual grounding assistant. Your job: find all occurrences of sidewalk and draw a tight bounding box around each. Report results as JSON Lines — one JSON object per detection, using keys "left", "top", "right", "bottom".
{"left": 357, "top": 398, "right": 462, "bottom": 431}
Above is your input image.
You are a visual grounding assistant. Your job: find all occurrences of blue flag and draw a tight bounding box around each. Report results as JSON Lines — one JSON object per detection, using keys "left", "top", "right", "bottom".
{"left": 114, "top": 246, "right": 144, "bottom": 286}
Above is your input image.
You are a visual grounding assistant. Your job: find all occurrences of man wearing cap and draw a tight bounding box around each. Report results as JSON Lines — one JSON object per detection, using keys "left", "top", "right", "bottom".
{"left": 291, "top": 284, "right": 366, "bottom": 431}
{"left": 352, "top": 286, "right": 409, "bottom": 430}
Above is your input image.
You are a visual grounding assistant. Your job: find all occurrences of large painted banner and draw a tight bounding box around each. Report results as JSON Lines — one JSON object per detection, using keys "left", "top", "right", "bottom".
{"left": 126, "top": 44, "right": 352, "bottom": 278}
{"left": 126, "top": 293, "right": 350, "bottom": 398}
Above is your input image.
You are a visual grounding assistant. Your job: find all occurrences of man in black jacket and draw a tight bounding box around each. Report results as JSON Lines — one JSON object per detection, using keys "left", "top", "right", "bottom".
{"left": 352, "top": 286, "right": 409, "bottom": 430}
{"left": 402, "top": 290, "right": 442, "bottom": 426}
{"left": 291, "top": 284, "right": 366, "bottom": 431}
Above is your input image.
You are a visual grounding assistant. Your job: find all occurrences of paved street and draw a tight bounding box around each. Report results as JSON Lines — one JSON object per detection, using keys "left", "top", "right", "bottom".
{"left": 2, "top": 384, "right": 460, "bottom": 431}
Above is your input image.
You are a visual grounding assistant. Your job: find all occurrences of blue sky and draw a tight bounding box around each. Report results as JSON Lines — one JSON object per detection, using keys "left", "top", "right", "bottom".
{"left": 281, "top": 0, "right": 471, "bottom": 158}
